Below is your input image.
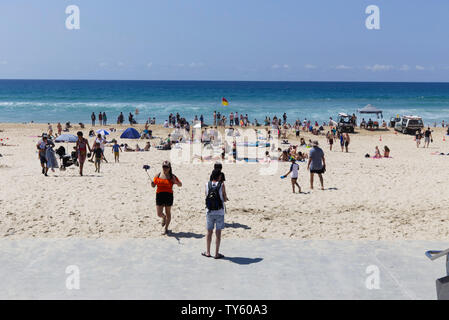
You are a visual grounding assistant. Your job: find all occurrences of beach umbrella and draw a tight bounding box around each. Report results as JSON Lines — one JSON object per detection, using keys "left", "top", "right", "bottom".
{"left": 55, "top": 134, "right": 78, "bottom": 143}
{"left": 120, "top": 127, "right": 140, "bottom": 139}
{"left": 193, "top": 122, "right": 202, "bottom": 129}
{"left": 96, "top": 129, "right": 110, "bottom": 136}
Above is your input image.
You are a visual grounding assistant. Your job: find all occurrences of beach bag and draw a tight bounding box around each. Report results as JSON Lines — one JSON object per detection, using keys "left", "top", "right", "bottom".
{"left": 206, "top": 181, "right": 223, "bottom": 210}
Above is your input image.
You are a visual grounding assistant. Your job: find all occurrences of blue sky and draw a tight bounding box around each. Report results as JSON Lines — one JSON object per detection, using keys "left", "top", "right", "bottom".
{"left": 0, "top": 0, "right": 448, "bottom": 81}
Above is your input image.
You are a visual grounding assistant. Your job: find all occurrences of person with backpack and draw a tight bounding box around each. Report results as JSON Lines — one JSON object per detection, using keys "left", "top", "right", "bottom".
{"left": 209, "top": 162, "right": 226, "bottom": 182}
{"left": 202, "top": 169, "right": 229, "bottom": 259}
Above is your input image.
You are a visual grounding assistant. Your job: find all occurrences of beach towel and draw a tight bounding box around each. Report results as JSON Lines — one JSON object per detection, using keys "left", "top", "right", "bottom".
{"left": 46, "top": 147, "right": 59, "bottom": 169}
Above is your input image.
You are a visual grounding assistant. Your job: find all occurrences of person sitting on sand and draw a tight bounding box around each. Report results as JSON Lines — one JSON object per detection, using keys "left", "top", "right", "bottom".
{"left": 135, "top": 144, "right": 142, "bottom": 152}
{"left": 296, "top": 151, "right": 308, "bottom": 161}
{"left": 144, "top": 141, "right": 151, "bottom": 151}
{"left": 374, "top": 146, "right": 382, "bottom": 158}
{"left": 383, "top": 146, "right": 390, "bottom": 158}
{"left": 360, "top": 118, "right": 366, "bottom": 129}
{"left": 299, "top": 137, "right": 306, "bottom": 146}
{"left": 123, "top": 143, "right": 135, "bottom": 152}
{"left": 278, "top": 150, "right": 289, "bottom": 162}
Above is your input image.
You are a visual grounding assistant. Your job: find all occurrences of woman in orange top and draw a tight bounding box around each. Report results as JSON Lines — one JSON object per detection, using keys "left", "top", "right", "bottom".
{"left": 151, "top": 161, "right": 182, "bottom": 235}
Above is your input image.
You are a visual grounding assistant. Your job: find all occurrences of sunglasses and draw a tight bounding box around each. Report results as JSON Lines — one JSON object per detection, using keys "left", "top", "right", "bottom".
{"left": 162, "top": 165, "right": 169, "bottom": 169}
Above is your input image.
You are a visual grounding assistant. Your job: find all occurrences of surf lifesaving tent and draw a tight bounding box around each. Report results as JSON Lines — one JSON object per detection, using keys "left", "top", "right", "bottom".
{"left": 55, "top": 134, "right": 78, "bottom": 143}
{"left": 358, "top": 104, "right": 383, "bottom": 118}
{"left": 120, "top": 127, "right": 140, "bottom": 139}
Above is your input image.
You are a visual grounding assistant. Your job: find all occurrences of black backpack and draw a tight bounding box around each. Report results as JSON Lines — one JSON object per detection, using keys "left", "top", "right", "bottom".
{"left": 206, "top": 181, "right": 223, "bottom": 210}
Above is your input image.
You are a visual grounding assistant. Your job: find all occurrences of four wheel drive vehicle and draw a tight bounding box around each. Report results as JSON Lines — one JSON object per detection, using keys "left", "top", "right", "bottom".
{"left": 389, "top": 116, "right": 401, "bottom": 128}
{"left": 337, "top": 113, "right": 355, "bottom": 133}
{"left": 394, "top": 115, "right": 424, "bottom": 134}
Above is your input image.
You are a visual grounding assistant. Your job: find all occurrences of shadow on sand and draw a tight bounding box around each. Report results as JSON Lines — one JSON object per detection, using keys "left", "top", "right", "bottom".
{"left": 223, "top": 256, "right": 264, "bottom": 265}
{"left": 224, "top": 222, "right": 251, "bottom": 230}
{"left": 167, "top": 231, "right": 204, "bottom": 243}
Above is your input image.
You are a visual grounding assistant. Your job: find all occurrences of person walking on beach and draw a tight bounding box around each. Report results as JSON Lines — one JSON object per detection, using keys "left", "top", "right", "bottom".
{"left": 93, "top": 142, "right": 104, "bottom": 173}
{"left": 102, "top": 112, "right": 107, "bottom": 126}
{"left": 343, "top": 132, "right": 350, "bottom": 153}
{"left": 424, "top": 127, "right": 433, "bottom": 148}
{"left": 75, "top": 131, "right": 92, "bottom": 176}
{"left": 151, "top": 161, "right": 182, "bottom": 235}
{"left": 36, "top": 134, "right": 48, "bottom": 175}
{"left": 112, "top": 140, "right": 122, "bottom": 163}
{"left": 415, "top": 129, "right": 422, "bottom": 148}
{"left": 281, "top": 157, "right": 301, "bottom": 193}
{"left": 339, "top": 132, "right": 344, "bottom": 152}
{"left": 202, "top": 169, "right": 229, "bottom": 259}
{"left": 307, "top": 141, "right": 326, "bottom": 190}
{"left": 91, "top": 112, "right": 96, "bottom": 126}
{"left": 326, "top": 131, "right": 334, "bottom": 151}
{"left": 45, "top": 138, "right": 58, "bottom": 175}
{"left": 98, "top": 112, "right": 103, "bottom": 126}
{"left": 57, "top": 122, "right": 62, "bottom": 136}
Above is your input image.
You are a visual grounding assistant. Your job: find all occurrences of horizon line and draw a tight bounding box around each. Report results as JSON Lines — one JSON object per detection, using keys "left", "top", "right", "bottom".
{"left": 0, "top": 78, "right": 449, "bottom": 84}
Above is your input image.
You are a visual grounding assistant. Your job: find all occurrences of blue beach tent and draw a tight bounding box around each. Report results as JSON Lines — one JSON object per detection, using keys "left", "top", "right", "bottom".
{"left": 120, "top": 127, "right": 140, "bottom": 139}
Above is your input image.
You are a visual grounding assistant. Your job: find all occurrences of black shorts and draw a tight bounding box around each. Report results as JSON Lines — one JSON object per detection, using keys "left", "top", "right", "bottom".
{"left": 39, "top": 154, "right": 47, "bottom": 164}
{"left": 310, "top": 168, "right": 325, "bottom": 174}
{"left": 345, "top": 141, "right": 349, "bottom": 147}
{"left": 156, "top": 192, "right": 174, "bottom": 207}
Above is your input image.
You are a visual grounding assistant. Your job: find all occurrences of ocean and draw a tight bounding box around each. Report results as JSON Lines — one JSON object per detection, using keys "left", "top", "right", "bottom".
{"left": 0, "top": 80, "right": 448, "bottom": 125}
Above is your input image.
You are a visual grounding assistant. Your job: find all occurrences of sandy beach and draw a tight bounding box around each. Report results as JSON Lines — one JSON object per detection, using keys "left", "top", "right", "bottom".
{"left": 1, "top": 123, "right": 448, "bottom": 240}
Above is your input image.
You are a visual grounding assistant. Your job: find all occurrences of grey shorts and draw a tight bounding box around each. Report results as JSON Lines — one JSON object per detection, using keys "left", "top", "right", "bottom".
{"left": 425, "top": 137, "right": 430, "bottom": 143}
{"left": 206, "top": 214, "right": 225, "bottom": 230}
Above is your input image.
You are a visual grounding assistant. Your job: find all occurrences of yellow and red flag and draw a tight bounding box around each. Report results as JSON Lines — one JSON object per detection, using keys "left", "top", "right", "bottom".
{"left": 221, "top": 97, "right": 229, "bottom": 106}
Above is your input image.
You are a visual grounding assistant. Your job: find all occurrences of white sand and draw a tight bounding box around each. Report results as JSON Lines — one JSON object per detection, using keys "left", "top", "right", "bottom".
{"left": 1, "top": 123, "right": 448, "bottom": 239}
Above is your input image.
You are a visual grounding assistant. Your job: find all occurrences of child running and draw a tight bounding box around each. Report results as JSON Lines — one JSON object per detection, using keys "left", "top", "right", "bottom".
{"left": 281, "top": 157, "right": 301, "bottom": 193}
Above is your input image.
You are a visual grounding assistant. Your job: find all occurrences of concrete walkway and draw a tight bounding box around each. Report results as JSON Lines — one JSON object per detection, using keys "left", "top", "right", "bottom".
{"left": 0, "top": 239, "right": 447, "bottom": 299}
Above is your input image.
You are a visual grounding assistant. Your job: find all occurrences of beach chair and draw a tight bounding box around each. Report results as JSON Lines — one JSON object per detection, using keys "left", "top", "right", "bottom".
{"left": 426, "top": 248, "right": 449, "bottom": 300}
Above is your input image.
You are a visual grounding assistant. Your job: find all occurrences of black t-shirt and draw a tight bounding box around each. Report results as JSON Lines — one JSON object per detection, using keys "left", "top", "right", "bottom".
{"left": 425, "top": 130, "right": 431, "bottom": 138}
{"left": 94, "top": 148, "right": 103, "bottom": 158}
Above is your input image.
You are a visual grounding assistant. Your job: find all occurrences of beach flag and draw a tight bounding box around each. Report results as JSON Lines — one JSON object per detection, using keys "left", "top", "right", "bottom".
{"left": 379, "top": 136, "right": 382, "bottom": 141}
{"left": 221, "top": 97, "right": 229, "bottom": 106}
{"left": 444, "top": 136, "right": 446, "bottom": 142}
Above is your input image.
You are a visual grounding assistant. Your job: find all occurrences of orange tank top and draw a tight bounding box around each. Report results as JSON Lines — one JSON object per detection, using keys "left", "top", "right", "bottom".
{"left": 154, "top": 176, "right": 174, "bottom": 193}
